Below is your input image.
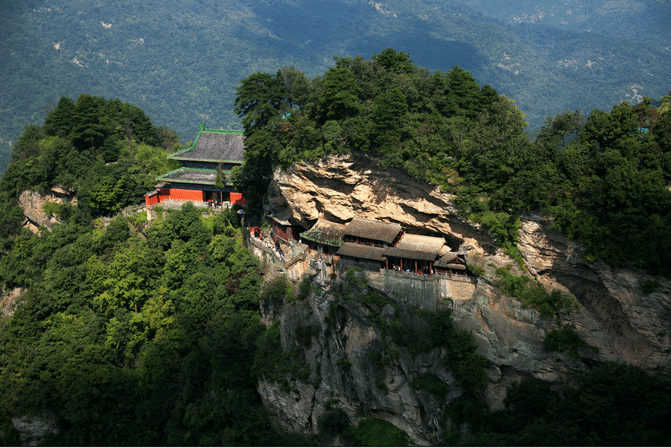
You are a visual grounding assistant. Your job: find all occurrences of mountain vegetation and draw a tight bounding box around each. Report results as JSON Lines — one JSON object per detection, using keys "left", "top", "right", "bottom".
{"left": 1, "top": 0, "right": 670, "bottom": 175}
{"left": 0, "top": 97, "right": 309, "bottom": 444}
{"left": 234, "top": 49, "right": 671, "bottom": 277}
{"left": 0, "top": 59, "right": 670, "bottom": 444}
{"left": 0, "top": 94, "right": 180, "bottom": 230}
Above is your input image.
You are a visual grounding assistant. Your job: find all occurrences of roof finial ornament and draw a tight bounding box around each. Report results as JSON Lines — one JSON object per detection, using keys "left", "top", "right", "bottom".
{"left": 199, "top": 122, "right": 206, "bottom": 131}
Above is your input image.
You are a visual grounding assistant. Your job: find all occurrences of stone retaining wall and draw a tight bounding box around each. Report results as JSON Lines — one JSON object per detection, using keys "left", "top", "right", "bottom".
{"left": 357, "top": 269, "right": 478, "bottom": 311}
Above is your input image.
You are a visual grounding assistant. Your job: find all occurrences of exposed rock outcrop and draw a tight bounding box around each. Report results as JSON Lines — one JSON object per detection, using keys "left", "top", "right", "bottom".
{"left": 256, "top": 153, "right": 671, "bottom": 442}
{"left": 11, "top": 412, "right": 59, "bottom": 446}
{"left": 258, "top": 278, "right": 457, "bottom": 445}
{"left": 17, "top": 187, "right": 76, "bottom": 232}
{"left": 0, "top": 286, "right": 26, "bottom": 317}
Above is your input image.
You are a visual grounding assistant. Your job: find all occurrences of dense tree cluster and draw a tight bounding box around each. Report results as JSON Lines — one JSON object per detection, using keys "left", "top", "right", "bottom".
{"left": 234, "top": 50, "right": 671, "bottom": 276}
{"left": 0, "top": 62, "right": 669, "bottom": 445}
{"left": 0, "top": 204, "right": 310, "bottom": 445}
{"left": 0, "top": 95, "right": 180, "bottom": 244}
{"left": 466, "top": 363, "right": 671, "bottom": 445}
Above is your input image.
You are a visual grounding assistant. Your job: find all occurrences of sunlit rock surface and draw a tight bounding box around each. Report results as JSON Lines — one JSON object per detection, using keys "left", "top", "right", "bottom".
{"left": 257, "top": 153, "right": 670, "bottom": 443}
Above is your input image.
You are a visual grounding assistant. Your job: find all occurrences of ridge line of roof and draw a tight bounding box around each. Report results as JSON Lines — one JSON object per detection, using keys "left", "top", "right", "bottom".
{"left": 154, "top": 166, "right": 185, "bottom": 181}
{"left": 170, "top": 157, "right": 243, "bottom": 164}
{"left": 155, "top": 167, "right": 234, "bottom": 186}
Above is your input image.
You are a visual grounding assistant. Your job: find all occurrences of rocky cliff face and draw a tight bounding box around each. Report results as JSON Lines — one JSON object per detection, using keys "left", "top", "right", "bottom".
{"left": 258, "top": 276, "right": 458, "bottom": 445}
{"left": 17, "top": 187, "right": 76, "bottom": 233}
{"left": 257, "top": 153, "right": 671, "bottom": 444}
{"left": 0, "top": 287, "right": 26, "bottom": 317}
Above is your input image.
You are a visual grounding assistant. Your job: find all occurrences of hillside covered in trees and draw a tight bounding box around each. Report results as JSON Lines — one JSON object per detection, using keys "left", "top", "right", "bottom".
{"left": 1, "top": 0, "right": 670, "bottom": 176}
{"left": 0, "top": 65, "right": 670, "bottom": 445}
{"left": 234, "top": 49, "right": 671, "bottom": 277}
{"left": 0, "top": 96, "right": 310, "bottom": 445}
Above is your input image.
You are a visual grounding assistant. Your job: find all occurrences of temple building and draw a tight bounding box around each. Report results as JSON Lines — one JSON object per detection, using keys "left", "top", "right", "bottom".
{"left": 335, "top": 217, "right": 466, "bottom": 275}
{"left": 342, "top": 218, "right": 404, "bottom": 247}
{"left": 300, "top": 218, "right": 346, "bottom": 255}
{"left": 145, "top": 124, "right": 247, "bottom": 207}
{"left": 434, "top": 252, "right": 468, "bottom": 275}
{"left": 267, "top": 208, "right": 305, "bottom": 244}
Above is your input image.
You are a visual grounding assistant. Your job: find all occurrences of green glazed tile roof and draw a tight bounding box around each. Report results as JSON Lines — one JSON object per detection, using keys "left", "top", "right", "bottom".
{"left": 156, "top": 167, "right": 233, "bottom": 186}
{"left": 169, "top": 124, "right": 244, "bottom": 163}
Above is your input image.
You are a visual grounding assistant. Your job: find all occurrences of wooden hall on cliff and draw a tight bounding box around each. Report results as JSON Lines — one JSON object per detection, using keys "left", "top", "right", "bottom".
{"left": 335, "top": 217, "right": 467, "bottom": 275}
{"left": 145, "top": 123, "right": 247, "bottom": 207}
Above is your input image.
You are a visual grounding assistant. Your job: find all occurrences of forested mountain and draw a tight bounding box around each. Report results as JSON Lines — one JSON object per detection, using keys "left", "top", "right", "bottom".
{"left": 233, "top": 49, "right": 671, "bottom": 277}
{"left": 0, "top": 64, "right": 670, "bottom": 444}
{"left": 0, "top": 96, "right": 309, "bottom": 445}
{"left": 455, "top": 0, "right": 671, "bottom": 50}
{"left": 1, "top": 0, "right": 669, "bottom": 174}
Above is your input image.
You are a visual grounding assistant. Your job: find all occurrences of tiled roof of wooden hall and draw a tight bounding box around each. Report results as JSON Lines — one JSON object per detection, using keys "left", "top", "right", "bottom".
{"left": 343, "top": 218, "right": 402, "bottom": 244}
{"left": 383, "top": 247, "right": 438, "bottom": 261}
{"left": 169, "top": 126, "right": 244, "bottom": 163}
{"left": 300, "top": 218, "right": 346, "bottom": 247}
{"left": 156, "top": 167, "right": 233, "bottom": 185}
{"left": 268, "top": 207, "right": 302, "bottom": 226}
{"left": 336, "top": 243, "right": 386, "bottom": 261}
{"left": 434, "top": 252, "right": 460, "bottom": 268}
{"left": 395, "top": 234, "right": 448, "bottom": 254}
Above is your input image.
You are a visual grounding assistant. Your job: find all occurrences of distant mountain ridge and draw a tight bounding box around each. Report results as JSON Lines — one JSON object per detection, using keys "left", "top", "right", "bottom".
{"left": 0, "top": 0, "right": 669, "bottom": 174}
{"left": 454, "top": 0, "right": 671, "bottom": 50}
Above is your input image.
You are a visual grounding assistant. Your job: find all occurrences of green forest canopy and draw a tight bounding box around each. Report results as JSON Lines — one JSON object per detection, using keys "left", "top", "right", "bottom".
{"left": 2, "top": 0, "right": 670, "bottom": 177}
{"left": 0, "top": 84, "right": 669, "bottom": 446}
{"left": 233, "top": 49, "right": 671, "bottom": 277}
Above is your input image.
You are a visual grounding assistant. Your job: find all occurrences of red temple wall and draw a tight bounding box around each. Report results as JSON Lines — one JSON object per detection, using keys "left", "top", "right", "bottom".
{"left": 274, "top": 225, "right": 289, "bottom": 241}
{"left": 230, "top": 192, "right": 247, "bottom": 205}
{"left": 148, "top": 188, "right": 245, "bottom": 205}
{"left": 158, "top": 188, "right": 171, "bottom": 202}
{"left": 145, "top": 194, "right": 159, "bottom": 206}
{"left": 168, "top": 189, "right": 204, "bottom": 202}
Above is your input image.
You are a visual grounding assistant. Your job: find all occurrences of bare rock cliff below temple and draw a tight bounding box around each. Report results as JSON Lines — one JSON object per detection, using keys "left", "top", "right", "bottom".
{"left": 257, "top": 153, "right": 671, "bottom": 443}
{"left": 17, "top": 186, "right": 76, "bottom": 233}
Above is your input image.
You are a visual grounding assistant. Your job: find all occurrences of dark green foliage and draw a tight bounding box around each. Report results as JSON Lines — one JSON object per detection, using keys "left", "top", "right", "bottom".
{"left": 317, "top": 408, "right": 351, "bottom": 438}
{"left": 418, "top": 308, "right": 488, "bottom": 396}
{"left": 443, "top": 330, "right": 489, "bottom": 395}
{"left": 0, "top": 192, "right": 296, "bottom": 445}
{"left": 157, "top": 202, "right": 212, "bottom": 251}
{"left": 351, "top": 417, "right": 411, "bottom": 446}
{"left": 413, "top": 372, "right": 451, "bottom": 398}
{"left": 259, "top": 275, "right": 292, "bottom": 309}
{"left": 0, "top": 408, "right": 21, "bottom": 445}
{"left": 496, "top": 266, "right": 577, "bottom": 326}
{"left": 368, "top": 350, "right": 384, "bottom": 370}
{"left": 337, "top": 358, "right": 352, "bottom": 369}
{"left": 421, "top": 309, "right": 455, "bottom": 347}
{"left": 469, "top": 265, "right": 485, "bottom": 276}
{"left": 374, "top": 378, "right": 388, "bottom": 392}
{"left": 469, "top": 364, "right": 671, "bottom": 446}
{"left": 295, "top": 324, "right": 318, "bottom": 347}
{"left": 299, "top": 276, "right": 312, "bottom": 297}
{"left": 232, "top": 72, "right": 288, "bottom": 208}
{"left": 641, "top": 279, "right": 660, "bottom": 294}
{"left": 0, "top": 95, "right": 179, "bottom": 229}
{"left": 252, "top": 320, "right": 309, "bottom": 383}
{"left": 495, "top": 266, "right": 595, "bottom": 357}
{"left": 446, "top": 393, "right": 490, "bottom": 434}
{"left": 544, "top": 326, "right": 596, "bottom": 358}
